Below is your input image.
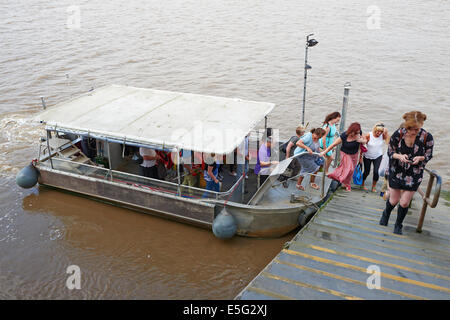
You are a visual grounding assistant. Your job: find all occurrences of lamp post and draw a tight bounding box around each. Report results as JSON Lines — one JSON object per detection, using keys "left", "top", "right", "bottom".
{"left": 301, "top": 34, "right": 318, "bottom": 125}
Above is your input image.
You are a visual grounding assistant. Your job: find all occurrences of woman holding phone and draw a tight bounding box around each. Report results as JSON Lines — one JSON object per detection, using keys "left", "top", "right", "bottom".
{"left": 379, "top": 111, "right": 434, "bottom": 234}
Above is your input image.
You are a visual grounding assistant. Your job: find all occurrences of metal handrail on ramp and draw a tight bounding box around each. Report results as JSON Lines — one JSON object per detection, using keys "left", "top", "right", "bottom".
{"left": 416, "top": 168, "right": 442, "bottom": 233}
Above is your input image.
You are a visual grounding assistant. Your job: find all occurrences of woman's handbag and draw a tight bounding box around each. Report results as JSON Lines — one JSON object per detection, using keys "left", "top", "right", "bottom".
{"left": 352, "top": 163, "right": 363, "bottom": 185}
{"left": 378, "top": 151, "right": 389, "bottom": 177}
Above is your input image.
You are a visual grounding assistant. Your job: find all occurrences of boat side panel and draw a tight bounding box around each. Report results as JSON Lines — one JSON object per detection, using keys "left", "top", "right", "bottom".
{"left": 38, "top": 168, "right": 215, "bottom": 224}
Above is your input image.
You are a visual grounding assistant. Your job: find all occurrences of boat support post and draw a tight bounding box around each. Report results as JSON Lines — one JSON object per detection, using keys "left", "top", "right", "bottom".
{"left": 107, "top": 139, "right": 113, "bottom": 181}
{"left": 177, "top": 147, "right": 181, "bottom": 196}
{"left": 46, "top": 129, "right": 54, "bottom": 169}
{"left": 256, "top": 128, "right": 262, "bottom": 189}
{"left": 242, "top": 162, "right": 246, "bottom": 203}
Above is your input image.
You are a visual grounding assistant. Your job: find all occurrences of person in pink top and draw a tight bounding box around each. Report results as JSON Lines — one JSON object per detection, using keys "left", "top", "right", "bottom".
{"left": 320, "top": 122, "right": 367, "bottom": 191}
{"left": 254, "top": 137, "right": 278, "bottom": 186}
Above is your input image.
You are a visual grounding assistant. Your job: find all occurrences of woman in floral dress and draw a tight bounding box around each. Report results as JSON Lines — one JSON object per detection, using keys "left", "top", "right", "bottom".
{"left": 379, "top": 111, "right": 434, "bottom": 234}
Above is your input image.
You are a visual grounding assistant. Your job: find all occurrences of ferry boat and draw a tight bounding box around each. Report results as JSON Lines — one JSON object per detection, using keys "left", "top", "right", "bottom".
{"left": 16, "top": 85, "right": 338, "bottom": 238}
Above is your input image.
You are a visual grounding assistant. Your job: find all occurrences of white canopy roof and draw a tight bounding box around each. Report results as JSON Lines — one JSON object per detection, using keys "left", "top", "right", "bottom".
{"left": 35, "top": 85, "right": 275, "bottom": 154}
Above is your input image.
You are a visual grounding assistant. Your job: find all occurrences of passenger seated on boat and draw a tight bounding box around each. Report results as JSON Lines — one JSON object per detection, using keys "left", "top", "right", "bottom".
{"left": 80, "top": 137, "right": 97, "bottom": 160}
{"left": 254, "top": 137, "right": 279, "bottom": 187}
{"left": 181, "top": 150, "right": 202, "bottom": 192}
{"left": 202, "top": 153, "right": 220, "bottom": 197}
{"left": 155, "top": 150, "right": 173, "bottom": 180}
{"left": 139, "top": 147, "right": 161, "bottom": 179}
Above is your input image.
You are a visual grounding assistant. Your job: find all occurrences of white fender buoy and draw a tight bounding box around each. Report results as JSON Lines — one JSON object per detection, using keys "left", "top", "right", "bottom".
{"left": 16, "top": 163, "right": 39, "bottom": 189}
{"left": 212, "top": 208, "right": 237, "bottom": 239}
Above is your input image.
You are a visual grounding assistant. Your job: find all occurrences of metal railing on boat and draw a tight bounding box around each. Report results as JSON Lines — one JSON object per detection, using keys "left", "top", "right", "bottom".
{"left": 278, "top": 152, "right": 327, "bottom": 198}
{"left": 37, "top": 157, "right": 246, "bottom": 202}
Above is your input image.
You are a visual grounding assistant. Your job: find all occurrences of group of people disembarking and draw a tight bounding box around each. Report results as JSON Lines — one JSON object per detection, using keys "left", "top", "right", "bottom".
{"left": 282, "top": 112, "right": 342, "bottom": 191}
{"left": 285, "top": 110, "right": 434, "bottom": 235}
{"left": 137, "top": 109, "right": 434, "bottom": 235}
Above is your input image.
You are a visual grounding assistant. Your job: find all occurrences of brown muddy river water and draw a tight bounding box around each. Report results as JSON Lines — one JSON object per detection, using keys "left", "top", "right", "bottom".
{"left": 0, "top": 1, "right": 449, "bottom": 299}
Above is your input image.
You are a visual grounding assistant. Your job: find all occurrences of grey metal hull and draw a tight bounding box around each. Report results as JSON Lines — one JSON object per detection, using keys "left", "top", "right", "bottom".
{"left": 218, "top": 202, "right": 307, "bottom": 238}
{"left": 37, "top": 166, "right": 331, "bottom": 238}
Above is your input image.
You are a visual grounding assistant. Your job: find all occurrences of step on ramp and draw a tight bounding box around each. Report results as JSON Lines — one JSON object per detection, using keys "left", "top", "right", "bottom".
{"left": 236, "top": 188, "right": 450, "bottom": 300}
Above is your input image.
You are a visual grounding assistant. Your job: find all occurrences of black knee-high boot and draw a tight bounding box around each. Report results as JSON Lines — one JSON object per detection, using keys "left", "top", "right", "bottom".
{"left": 380, "top": 199, "right": 395, "bottom": 226}
{"left": 394, "top": 205, "right": 408, "bottom": 235}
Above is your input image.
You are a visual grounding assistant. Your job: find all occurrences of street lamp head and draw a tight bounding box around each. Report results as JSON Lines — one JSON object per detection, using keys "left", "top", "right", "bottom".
{"left": 307, "top": 38, "right": 318, "bottom": 47}
{"left": 305, "top": 64, "right": 312, "bottom": 70}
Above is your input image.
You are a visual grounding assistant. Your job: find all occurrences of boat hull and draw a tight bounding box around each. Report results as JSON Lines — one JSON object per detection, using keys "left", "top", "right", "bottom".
{"left": 37, "top": 166, "right": 215, "bottom": 229}
{"left": 36, "top": 166, "right": 320, "bottom": 238}
{"left": 215, "top": 202, "right": 305, "bottom": 238}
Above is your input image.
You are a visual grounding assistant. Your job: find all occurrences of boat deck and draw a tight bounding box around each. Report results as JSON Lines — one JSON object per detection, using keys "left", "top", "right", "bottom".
{"left": 254, "top": 173, "right": 332, "bottom": 207}
{"left": 236, "top": 186, "right": 450, "bottom": 300}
